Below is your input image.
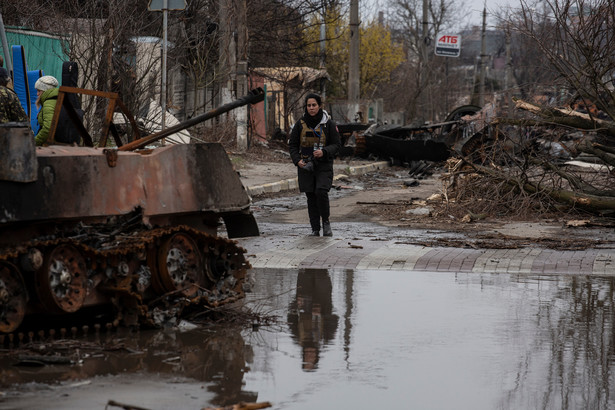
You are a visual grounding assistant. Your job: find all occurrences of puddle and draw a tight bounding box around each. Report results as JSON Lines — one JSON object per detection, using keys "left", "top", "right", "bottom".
{"left": 1, "top": 268, "right": 615, "bottom": 410}
{"left": 243, "top": 268, "right": 615, "bottom": 410}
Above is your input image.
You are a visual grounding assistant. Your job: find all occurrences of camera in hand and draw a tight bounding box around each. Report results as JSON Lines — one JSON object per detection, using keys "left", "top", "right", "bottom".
{"left": 303, "top": 158, "right": 314, "bottom": 172}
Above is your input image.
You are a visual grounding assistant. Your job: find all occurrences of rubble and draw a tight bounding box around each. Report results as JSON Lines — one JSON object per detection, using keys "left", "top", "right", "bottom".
{"left": 427, "top": 97, "right": 615, "bottom": 218}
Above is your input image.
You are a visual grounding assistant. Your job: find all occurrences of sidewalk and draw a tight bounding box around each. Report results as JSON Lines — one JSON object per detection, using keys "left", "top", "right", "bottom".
{"left": 235, "top": 159, "right": 615, "bottom": 276}
{"left": 239, "top": 160, "right": 390, "bottom": 196}
{"left": 238, "top": 224, "right": 615, "bottom": 275}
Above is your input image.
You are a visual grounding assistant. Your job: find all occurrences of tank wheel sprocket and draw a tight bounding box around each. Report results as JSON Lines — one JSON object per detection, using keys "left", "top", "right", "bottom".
{"left": 35, "top": 244, "right": 88, "bottom": 313}
{"left": 156, "top": 232, "right": 205, "bottom": 297}
{"left": 206, "top": 242, "right": 232, "bottom": 282}
{"left": 205, "top": 241, "right": 246, "bottom": 286}
{"left": 0, "top": 262, "right": 28, "bottom": 333}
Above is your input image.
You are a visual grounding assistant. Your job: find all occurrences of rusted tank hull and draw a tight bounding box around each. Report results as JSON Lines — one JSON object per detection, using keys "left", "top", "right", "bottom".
{"left": 0, "top": 124, "right": 38, "bottom": 183}
{"left": 0, "top": 88, "right": 264, "bottom": 337}
{"left": 0, "top": 143, "right": 258, "bottom": 242}
{"left": 0, "top": 142, "right": 258, "bottom": 335}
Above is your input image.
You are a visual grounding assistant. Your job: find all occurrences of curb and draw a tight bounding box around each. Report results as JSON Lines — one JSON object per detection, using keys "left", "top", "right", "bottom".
{"left": 241, "top": 234, "right": 615, "bottom": 275}
{"left": 245, "top": 161, "right": 390, "bottom": 196}
{"left": 336, "top": 161, "right": 390, "bottom": 177}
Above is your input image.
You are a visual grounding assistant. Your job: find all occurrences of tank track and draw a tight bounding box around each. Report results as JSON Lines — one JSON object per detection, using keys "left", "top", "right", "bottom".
{"left": 0, "top": 224, "right": 252, "bottom": 340}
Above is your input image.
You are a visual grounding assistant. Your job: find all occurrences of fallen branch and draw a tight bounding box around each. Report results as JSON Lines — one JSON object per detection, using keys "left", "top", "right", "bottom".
{"left": 495, "top": 117, "right": 584, "bottom": 130}
{"left": 578, "top": 141, "right": 615, "bottom": 168}
{"left": 202, "top": 402, "right": 272, "bottom": 410}
{"left": 530, "top": 157, "right": 608, "bottom": 196}
{"left": 356, "top": 201, "right": 413, "bottom": 206}
{"left": 17, "top": 355, "right": 73, "bottom": 365}
{"left": 106, "top": 400, "right": 151, "bottom": 410}
{"left": 513, "top": 97, "right": 615, "bottom": 137}
{"left": 469, "top": 160, "right": 615, "bottom": 213}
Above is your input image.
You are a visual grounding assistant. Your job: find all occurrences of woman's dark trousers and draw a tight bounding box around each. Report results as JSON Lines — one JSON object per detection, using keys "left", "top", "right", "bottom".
{"left": 306, "top": 189, "right": 330, "bottom": 231}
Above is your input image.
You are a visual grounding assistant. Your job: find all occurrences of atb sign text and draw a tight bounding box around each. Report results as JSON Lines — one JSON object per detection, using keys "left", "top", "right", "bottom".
{"left": 435, "top": 34, "right": 461, "bottom": 57}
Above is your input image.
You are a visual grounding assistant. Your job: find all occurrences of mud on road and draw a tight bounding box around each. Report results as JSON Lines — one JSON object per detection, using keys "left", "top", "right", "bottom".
{"left": 250, "top": 164, "right": 615, "bottom": 251}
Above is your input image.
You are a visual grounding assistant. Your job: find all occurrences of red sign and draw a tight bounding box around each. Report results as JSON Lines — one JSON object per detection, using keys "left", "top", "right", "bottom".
{"left": 435, "top": 34, "right": 461, "bottom": 57}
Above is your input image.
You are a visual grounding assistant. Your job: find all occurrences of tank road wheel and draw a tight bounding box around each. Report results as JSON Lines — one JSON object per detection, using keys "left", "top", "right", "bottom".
{"left": 0, "top": 262, "right": 28, "bottom": 334}
{"left": 35, "top": 244, "right": 87, "bottom": 313}
{"left": 204, "top": 241, "right": 243, "bottom": 283}
{"left": 205, "top": 243, "right": 231, "bottom": 282}
{"left": 156, "top": 233, "right": 204, "bottom": 297}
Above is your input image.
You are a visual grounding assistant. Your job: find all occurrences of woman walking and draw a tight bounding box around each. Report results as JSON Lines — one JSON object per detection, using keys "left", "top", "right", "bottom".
{"left": 289, "top": 93, "right": 341, "bottom": 236}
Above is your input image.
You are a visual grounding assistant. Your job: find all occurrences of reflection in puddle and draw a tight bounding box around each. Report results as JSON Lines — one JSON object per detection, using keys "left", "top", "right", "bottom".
{"left": 0, "top": 326, "right": 257, "bottom": 409}
{"left": 1, "top": 269, "right": 615, "bottom": 410}
{"left": 245, "top": 269, "right": 615, "bottom": 410}
{"left": 287, "top": 269, "right": 339, "bottom": 371}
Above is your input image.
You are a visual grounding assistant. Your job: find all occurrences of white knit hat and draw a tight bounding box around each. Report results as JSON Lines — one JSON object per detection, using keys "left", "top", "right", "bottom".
{"left": 35, "top": 75, "right": 59, "bottom": 91}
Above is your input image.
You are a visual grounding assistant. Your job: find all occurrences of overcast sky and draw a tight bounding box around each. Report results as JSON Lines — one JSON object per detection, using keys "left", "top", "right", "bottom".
{"left": 365, "top": 0, "right": 519, "bottom": 29}
{"left": 465, "top": 0, "right": 516, "bottom": 25}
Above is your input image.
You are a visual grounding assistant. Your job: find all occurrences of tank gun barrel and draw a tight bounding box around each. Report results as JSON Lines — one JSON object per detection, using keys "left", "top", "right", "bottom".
{"left": 119, "top": 87, "right": 265, "bottom": 151}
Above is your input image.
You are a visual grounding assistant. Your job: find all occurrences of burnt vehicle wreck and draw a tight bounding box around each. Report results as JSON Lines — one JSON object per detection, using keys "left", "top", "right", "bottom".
{"left": 336, "top": 104, "right": 483, "bottom": 165}
{"left": 0, "top": 88, "right": 265, "bottom": 338}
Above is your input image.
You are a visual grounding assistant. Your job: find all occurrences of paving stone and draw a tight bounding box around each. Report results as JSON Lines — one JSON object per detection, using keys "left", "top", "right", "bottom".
{"left": 241, "top": 234, "right": 615, "bottom": 276}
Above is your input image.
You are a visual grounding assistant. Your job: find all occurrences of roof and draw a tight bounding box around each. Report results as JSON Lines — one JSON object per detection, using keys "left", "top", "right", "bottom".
{"left": 253, "top": 66, "right": 330, "bottom": 87}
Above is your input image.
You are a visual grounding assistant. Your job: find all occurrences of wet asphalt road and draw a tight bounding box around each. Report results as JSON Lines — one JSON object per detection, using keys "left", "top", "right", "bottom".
{"left": 241, "top": 164, "right": 615, "bottom": 277}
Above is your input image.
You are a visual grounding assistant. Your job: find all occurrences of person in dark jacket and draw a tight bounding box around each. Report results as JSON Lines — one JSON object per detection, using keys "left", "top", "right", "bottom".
{"left": 289, "top": 93, "right": 341, "bottom": 236}
{"left": 0, "top": 68, "right": 28, "bottom": 123}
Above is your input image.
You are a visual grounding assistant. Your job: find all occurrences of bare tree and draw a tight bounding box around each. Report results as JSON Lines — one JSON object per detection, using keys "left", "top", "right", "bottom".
{"left": 387, "top": 0, "right": 469, "bottom": 123}
{"left": 247, "top": 0, "right": 315, "bottom": 68}
{"left": 509, "top": 0, "right": 615, "bottom": 121}
{"left": 245, "top": 0, "right": 347, "bottom": 132}
{"left": 492, "top": 14, "right": 560, "bottom": 101}
{"left": 1, "top": 0, "right": 360, "bottom": 143}
{"left": 441, "top": 0, "right": 615, "bottom": 218}
{"left": 172, "top": 0, "right": 222, "bottom": 118}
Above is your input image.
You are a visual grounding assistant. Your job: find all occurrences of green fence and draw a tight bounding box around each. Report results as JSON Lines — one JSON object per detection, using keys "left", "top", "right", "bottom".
{"left": 0, "top": 27, "right": 69, "bottom": 80}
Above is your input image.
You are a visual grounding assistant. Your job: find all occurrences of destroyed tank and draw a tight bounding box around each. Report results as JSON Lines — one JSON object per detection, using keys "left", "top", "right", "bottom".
{"left": 0, "top": 88, "right": 265, "bottom": 337}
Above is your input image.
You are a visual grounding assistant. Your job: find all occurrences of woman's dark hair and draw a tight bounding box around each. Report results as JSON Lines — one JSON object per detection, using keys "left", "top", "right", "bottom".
{"left": 305, "top": 93, "right": 322, "bottom": 107}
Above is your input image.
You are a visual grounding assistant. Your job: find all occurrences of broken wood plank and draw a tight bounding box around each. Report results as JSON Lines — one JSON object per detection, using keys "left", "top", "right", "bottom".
{"left": 202, "top": 402, "right": 272, "bottom": 410}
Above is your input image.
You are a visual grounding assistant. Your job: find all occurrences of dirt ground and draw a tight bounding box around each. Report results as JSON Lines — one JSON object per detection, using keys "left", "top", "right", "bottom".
{"left": 232, "top": 142, "right": 615, "bottom": 251}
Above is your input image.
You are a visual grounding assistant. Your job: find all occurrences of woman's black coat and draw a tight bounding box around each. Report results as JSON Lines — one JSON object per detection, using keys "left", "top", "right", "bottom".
{"left": 288, "top": 112, "right": 341, "bottom": 193}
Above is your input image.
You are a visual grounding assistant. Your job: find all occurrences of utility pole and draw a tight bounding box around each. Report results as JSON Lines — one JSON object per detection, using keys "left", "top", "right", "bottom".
{"left": 218, "top": 0, "right": 249, "bottom": 150}
{"left": 320, "top": 0, "right": 326, "bottom": 69}
{"left": 320, "top": 0, "right": 326, "bottom": 99}
{"left": 479, "top": 5, "right": 487, "bottom": 107}
{"left": 218, "top": 0, "right": 235, "bottom": 107}
{"left": 422, "top": 0, "right": 429, "bottom": 62}
{"left": 348, "top": 0, "right": 360, "bottom": 121}
{"left": 161, "top": 0, "right": 168, "bottom": 131}
{"left": 148, "top": 0, "right": 187, "bottom": 133}
{"left": 420, "top": 0, "right": 429, "bottom": 121}
{"left": 0, "top": 12, "right": 12, "bottom": 74}
{"left": 235, "top": 0, "right": 249, "bottom": 150}
{"left": 505, "top": 25, "right": 513, "bottom": 115}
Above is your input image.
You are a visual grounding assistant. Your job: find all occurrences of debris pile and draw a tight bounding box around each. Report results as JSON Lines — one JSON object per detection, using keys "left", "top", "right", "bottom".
{"left": 436, "top": 97, "right": 615, "bottom": 220}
